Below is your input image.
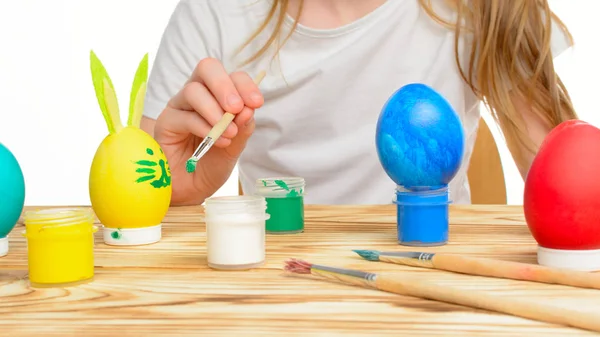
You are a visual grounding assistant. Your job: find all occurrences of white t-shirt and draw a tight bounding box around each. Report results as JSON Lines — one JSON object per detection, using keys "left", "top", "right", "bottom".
{"left": 143, "top": 0, "right": 571, "bottom": 205}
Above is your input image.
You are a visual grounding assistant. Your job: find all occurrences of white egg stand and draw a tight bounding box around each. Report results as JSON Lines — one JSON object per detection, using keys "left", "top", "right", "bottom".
{"left": 0, "top": 237, "right": 8, "bottom": 257}
{"left": 102, "top": 225, "right": 162, "bottom": 246}
{"left": 537, "top": 246, "right": 600, "bottom": 272}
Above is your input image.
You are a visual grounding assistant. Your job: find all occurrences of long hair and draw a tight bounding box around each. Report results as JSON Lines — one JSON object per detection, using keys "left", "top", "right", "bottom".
{"left": 236, "top": 0, "right": 577, "bottom": 170}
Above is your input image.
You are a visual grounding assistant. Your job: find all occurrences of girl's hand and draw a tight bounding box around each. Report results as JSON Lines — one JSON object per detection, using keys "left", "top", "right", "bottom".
{"left": 153, "top": 58, "right": 264, "bottom": 205}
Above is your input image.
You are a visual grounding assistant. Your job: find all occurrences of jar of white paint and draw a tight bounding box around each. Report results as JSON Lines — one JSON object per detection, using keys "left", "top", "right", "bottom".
{"left": 203, "top": 195, "right": 270, "bottom": 270}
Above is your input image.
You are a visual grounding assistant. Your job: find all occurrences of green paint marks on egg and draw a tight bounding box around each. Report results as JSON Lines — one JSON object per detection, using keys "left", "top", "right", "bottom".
{"left": 136, "top": 175, "right": 156, "bottom": 183}
{"left": 133, "top": 148, "right": 172, "bottom": 188}
{"left": 136, "top": 167, "right": 155, "bottom": 174}
{"left": 136, "top": 160, "right": 157, "bottom": 167}
{"left": 151, "top": 159, "right": 171, "bottom": 188}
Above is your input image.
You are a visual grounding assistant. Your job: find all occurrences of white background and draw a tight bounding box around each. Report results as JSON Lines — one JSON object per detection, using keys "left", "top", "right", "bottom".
{"left": 0, "top": 0, "right": 597, "bottom": 206}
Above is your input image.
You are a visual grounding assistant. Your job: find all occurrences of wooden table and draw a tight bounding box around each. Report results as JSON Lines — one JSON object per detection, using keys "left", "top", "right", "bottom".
{"left": 1, "top": 205, "right": 599, "bottom": 336}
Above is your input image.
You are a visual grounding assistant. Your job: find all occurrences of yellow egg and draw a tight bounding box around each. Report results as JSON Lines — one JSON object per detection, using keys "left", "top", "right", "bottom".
{"left": 89, "top": 126, "right": 171, "bottom": 229}
{"left": 88, "top": 50, "right": 172, "bottom": 244}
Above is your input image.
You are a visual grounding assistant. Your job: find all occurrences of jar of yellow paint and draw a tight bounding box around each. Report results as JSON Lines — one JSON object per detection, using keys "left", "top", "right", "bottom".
{"left": 22, "top": 208, "right": 97, "bottom": 288}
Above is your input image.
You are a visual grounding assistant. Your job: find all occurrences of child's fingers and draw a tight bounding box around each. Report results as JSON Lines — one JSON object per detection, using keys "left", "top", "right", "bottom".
{"left": 226, "top": 106, "right": 256, "bottom": 157}
{"left": 230, "top": 71, "right": 264, "bottom": 109}
{"left": 231, "top": 106, "right": 255, "bottom": 132}
{"left": 168, "top": 81, "right": 237, "bottom": 139}
{"left": 182, "top": 82, "right": 237, "bottom": 139}
{"left": 159, "top": 108, "right": 232, "bottom": 148}
{"left": 191, "top": 58, "right": 245, "bottom": 114}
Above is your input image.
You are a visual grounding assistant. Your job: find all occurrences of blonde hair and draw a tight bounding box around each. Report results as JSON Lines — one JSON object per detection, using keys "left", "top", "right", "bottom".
{"left": 237, "top": 0, "right": 577, "bottom": 171}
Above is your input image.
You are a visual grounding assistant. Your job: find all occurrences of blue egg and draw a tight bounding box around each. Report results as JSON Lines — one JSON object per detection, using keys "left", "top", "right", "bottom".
{"left": 375, "top": 83, "right": 465, "bottom": 190}
{"left": 0, "top": 143, "right": 25, "bottom": 238}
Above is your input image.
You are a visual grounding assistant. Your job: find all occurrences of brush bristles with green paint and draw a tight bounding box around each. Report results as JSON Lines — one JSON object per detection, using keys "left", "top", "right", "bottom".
{"left": 185, "top": 113, "right": 234, "bottom": 172}
{"left": 186, "top": 71, "right": 267, "bottom": 173}
{"left": 352, "top": 249, "right": 600, "bottom": 290}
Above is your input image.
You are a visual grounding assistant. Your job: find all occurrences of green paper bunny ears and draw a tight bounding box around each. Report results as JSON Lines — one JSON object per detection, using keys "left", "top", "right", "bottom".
{"left": 89, "top": 50, "right": 149, "bottom": 134}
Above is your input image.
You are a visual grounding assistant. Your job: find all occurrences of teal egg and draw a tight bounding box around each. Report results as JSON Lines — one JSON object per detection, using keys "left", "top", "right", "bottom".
{"left": 0, "top": 143, "right": 25, "bottom": 238}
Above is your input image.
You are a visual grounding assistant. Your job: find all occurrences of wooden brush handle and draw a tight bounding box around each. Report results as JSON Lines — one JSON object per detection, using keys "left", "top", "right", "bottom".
{"left": 206, "top": 112, "right": 235, "bottom": 139}
{"left": 205, "top": 71, "right": 267, "bottom": 141}
{"left": 375, "top": 275, "right": 600, "bottom": 332}
{"left": 432, "top": 254, "right": 600, "bottom": 290}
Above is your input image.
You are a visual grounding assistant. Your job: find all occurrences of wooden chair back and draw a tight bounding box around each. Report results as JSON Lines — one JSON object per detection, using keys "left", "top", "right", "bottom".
{"left": 238, "top": 117, "right": 507, "bottom": 204}
{"left": 467, "top": 117, "right": 507, "bottom": 204}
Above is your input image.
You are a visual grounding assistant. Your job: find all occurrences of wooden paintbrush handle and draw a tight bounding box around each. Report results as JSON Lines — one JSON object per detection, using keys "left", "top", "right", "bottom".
{"left": 432, "top": 254, "right": 600, "bottom": 290}
{"left": 375, "top": 275, "right": 600, "bottom": 332}
{"left": 206, "top": 112, "right": 235, "bottom": 139}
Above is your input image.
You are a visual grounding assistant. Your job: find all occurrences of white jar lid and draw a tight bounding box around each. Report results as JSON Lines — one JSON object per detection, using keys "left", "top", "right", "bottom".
{"left": 102, "top": 224, "right": 161, "bottom": 246}
{"left": 0, "top": 237, "right": 8, "bottom": 257}
{"left": 537, "top": 245, "right": 600, "bottom": 271}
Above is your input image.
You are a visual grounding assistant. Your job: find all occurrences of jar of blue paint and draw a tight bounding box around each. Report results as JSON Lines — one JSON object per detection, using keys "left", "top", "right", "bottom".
{"left": 375, "top": 83, "right": 465, "bottom": 247}
{"left": 393, "top": 185, "right": 450, "bottom": 246}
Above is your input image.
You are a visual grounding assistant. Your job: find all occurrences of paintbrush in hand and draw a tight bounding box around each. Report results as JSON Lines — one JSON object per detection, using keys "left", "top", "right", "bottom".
{"left": 186, "top": 71, "right": 267, "bottom": 173}
{"left": 353, "top": 249, "right": 600, "bottom": 290}
{"left": 284, "top": 258, "right": 600, "bottom": 333}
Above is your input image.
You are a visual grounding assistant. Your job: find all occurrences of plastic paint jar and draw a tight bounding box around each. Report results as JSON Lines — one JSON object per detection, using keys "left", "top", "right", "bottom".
{"left": 255, "top": 177, "right": 305, "bottom": 234}
{"left": 22, "top": 208, "right": 97, "bottom": 288}
{"left": 203, "top": 195, "right": 270, "bottom": 270}
{"left": 393, "top": 185, "right": 451, "bottom": 246}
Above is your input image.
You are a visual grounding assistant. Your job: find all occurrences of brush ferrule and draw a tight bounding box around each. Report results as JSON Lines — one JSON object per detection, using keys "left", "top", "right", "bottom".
{"left": 384, "top": 252, "right": 435, "bottom": 260}
{"left": 192, "top": 137, "right": 215, "bottom": 159}
{"left": 312, "top": 264, "right": 377, "bottom": 283}
{"left": 381, "top": 251, "right": 435, "bottom": 268}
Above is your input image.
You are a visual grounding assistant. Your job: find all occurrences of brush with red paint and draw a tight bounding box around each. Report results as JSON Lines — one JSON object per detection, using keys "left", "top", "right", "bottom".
{"left": 284, "top": 259, "right": 600, "bottom": 333}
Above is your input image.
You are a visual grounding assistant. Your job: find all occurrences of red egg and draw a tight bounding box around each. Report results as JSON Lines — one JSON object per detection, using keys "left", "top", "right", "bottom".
{"left": 524, "top": 120, "right": 600, "bottom": 270}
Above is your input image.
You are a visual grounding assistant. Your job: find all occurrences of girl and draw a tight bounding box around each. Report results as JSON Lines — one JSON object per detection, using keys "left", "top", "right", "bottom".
{"left": 140, "top": 0, "right": 576, "bottom": 205}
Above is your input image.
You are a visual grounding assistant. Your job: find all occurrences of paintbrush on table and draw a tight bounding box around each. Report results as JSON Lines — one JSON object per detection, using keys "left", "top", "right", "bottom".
{"left": 284, "top": 259, "right": 600, "bottom": 333}
{"left": 186, "top": 70, "right": 267, "bottom": 173}
{"left": 353, "top": 249, "right": 600, "bottom": 290}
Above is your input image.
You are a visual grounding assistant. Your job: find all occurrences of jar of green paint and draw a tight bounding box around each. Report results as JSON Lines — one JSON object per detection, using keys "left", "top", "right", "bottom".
{"left": 255, "top": 177, "right": 305, "bottom": 234}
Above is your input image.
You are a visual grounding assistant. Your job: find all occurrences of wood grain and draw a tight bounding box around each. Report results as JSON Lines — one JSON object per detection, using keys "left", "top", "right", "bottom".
{"left": 1, "top": 204, "right": 598, "bottom": 336}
